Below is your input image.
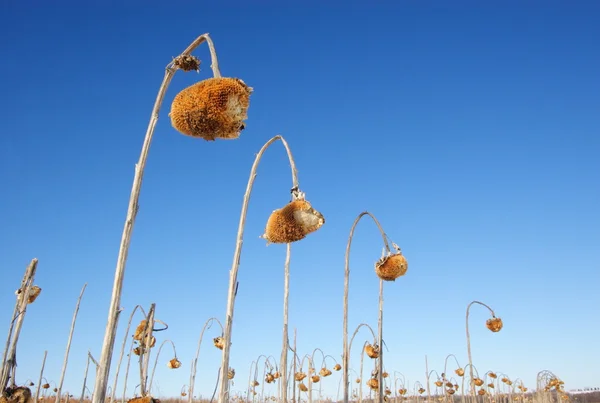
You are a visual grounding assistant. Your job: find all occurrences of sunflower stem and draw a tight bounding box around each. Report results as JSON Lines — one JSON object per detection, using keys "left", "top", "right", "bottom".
{"left": 0, "top": 258, "right": 38, "bottom": 395}
{"left": 91, "top": 33, "right": 218, "bottom": 403}
{"left": 217, "top": 135, "right": 300, "bottom": 403}
{"left": 55, "top": 283, "right": 87, "bottom": 403}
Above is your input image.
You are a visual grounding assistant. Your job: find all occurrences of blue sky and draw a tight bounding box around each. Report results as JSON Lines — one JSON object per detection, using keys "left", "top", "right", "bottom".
{"left": 1, "top": 0, "right": 599, "bottom": 400}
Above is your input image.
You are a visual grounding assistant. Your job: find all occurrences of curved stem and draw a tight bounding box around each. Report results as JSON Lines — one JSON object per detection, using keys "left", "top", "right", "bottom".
{"left": 189, "top": 317, "right": 224, "bottom": 403}
{"left": 343, "top": 212, "right": 392, "bottom": 403}
{"left": 92, "top": 33, "right": 220, "bottom": 403}
{"left": 149, "top": 339, "right": 177, "bottom": 392}
{"left": 465, "top": 301, "right": 496, "bottom": 397}
{"left": 217, "top": 135, "right": 300, "bottom": 403}
{"left": 110, "top": 305, "right": 147, "bottom": 403}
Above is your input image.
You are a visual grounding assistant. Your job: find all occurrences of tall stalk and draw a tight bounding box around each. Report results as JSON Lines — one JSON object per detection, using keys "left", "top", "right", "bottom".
{"left": 110, "top": 305, "right": 147, "bottom": 403}
{"left": 92, "top": 33, "right": 222, "bottom": 403}
{"left": 217, "top": 135, "right": 301, "bottom": 403}
{"left": 139, "top": 304, "right": 156, "bottom": 396}
{"left": 0, "top": 258, "right": 38, "bottom": 394}
{"left": 377, "top": 278, "right": 384, "bottom": 403}
{"left": 148, "top": 339, "right": 177, "bottom": 392}
{"left": 189, "top": 317, "right": 223, "bottom": 403}
{"left": 466, "top": 301, "right": 497, "bottom": 397}
{"left": 55, "top": 283, "right": 87, "bottom": 403}
{"left": 34, "top": 350, "right": 47, "bottom": 403}
{"left": 343, "top": 213, "right": 391, "bottom": 403}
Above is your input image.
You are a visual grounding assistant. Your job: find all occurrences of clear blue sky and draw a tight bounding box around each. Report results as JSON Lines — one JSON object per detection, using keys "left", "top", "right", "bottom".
{"left": 1, "top": 0, "right": 599, "bottom": 400}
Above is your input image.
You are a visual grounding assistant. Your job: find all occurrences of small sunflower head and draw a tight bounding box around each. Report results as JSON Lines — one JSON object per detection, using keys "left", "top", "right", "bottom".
{"left": 375, "top": 252, "right": 408, "bottom": 281}
{"left": 486, "top": 317, "right": 503, "bottom": 332}
{"left": 167, "top": 358, "right": 181, "bottom": 369}
{"left": 364, "top": 343, "right": 380, "bottom": 359}
{"left": 213, "top": 336, "right": 225, "bottom": 350}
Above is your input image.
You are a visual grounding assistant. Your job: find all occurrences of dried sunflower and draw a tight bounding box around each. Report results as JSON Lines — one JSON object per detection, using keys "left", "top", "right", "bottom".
{"left": 170, "top": 77, "right": 252, "bottom": 141}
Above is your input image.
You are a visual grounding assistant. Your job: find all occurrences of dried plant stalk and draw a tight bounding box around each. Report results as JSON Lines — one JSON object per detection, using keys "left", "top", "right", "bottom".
{"left": 465, "top": 300, "right": 499, "bottom": 396}
{"left": 33, "top": 351, "right": 47, "bottom": 403}
{"left": 110, "top": 305, "right": 147, "bottom": 403}
{"left": 280, "top": 243, "right": 291, "bottom": 403}
{"left": 139, "top": 305, "right": 156, "bottom": 396}
{"left": 343, "top": 213, "right": 391, "bottom": 403}
{"left": 0, "top": 258, "right": 38, "bottom": 394}
{"left": 217, "top": 135, "right": 302, "bottom": 403}
{"left": 92, "top": 33, "right": 222, "bottom": 403}
{"left": 189, "top": 318, "right": 223, "bottom": 403}
{"left": 55, "top": 283, "right": 87, "bottom": 403}
{"left": 148, "top": 339, "right": 178, "bottom": 392}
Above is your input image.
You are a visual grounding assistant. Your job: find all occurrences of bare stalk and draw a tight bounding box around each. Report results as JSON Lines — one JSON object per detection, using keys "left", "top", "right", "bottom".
{"left": 0, "top": 258, "right": 38, "bottom": 393}
{"left": 189, "top": 317, "right": 224, "bottom": 403}
{"left": 343, "top": 212, "right": 392, "bottom": 403}
{"left": 34, "top": 350, "right": 47, "bottom": 403}
{"left": 121, "top": 338, "right": 137, "bottom": 403}
{"left": 55, "top": 283, "right": 87, "bottom": 403}
{"left": 217, "top": 135, "right": 300, "bottom": 403}
{"left": 280, "top": 243, "right": 291, "bottom": 403}
{"left": 140, "top": 304, "right": 156, "bottom": 396}
{"left": 466, "top": 301, "right": 496, "bottom": 397}
{"left": 80, "top": 354, "right": 92, "bottom": 403}
{"left": 92, "top": 33, "right": 222, "bottom": 403}
{"left": 110, "top": 305, "right": 147, "bottom": 403}
{"left": 377, "top": 278, "right": 384, "bottom": 403}
{"left": 149, "top": 339, "right": 177, "bottom": 392}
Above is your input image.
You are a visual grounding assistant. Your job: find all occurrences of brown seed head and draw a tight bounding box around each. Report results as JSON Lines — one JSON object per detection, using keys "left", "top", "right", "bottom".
{"left": 375, "top": 253, "right": 408, "bottom": 281}
{"left": 173, "top": 55, "right": 201, "bottom": 72}
{"left": 170, "top": 77, "right": 252, "bottom": 141}
{"left": 333, "top": 363, "right": 341, "bottom": 371}
{"left": 228, "top": 368, "right": 235, "bottom": 379}
{"left": 418, "top": 388, "right": 426, "bottom": 394}
{"left": 364, "top": 343, "right": 380, "bottom": 359}
{"left": 133, "top": 320, "right": 148, "bottom": 341}
{"left": 0, "top": 386, "right": 32, "bottom": 403}
{"left": 367, "top": 378, "right": 379, "bottom": 390}
{"left": 455, "top": 368, "right": 465, "bottom": 377}
{"left": 486, "top": 317, "right": 503, "bottom": 332}
{"left": 488, "top": 372, "right": 497, "bottom": 379}
{"left": 28, "top": 286, "right": 42, "bottom": 303}
{"left": 167, "top": 358, "right": 181, "bottom": 369}
{"left": 213, "top": 336, "right": 225, "bottom": 350}
{"left": 447, "top": 389, "right": 456, "bottom": 395}
{"left": 399, "top": 388, "right": 407, "bottom": 395}
{"left": 299, "top": 383, "right": 308, "bottom": 392}
{"left": 294, "top": 372, "right": 307, "bottom": 381}
{"left": 475, "top": 378, "right": 484, "bottom": 386}
{"left": 311, "top": 375, "right": 320, "bottom": 383}
{"left": 478, "top": 389, "right": 486, "bottom": 396}
{"left": 263, "top": 200, "right": 325, "bottom": 244}
{"left": 127, "top": 397, "right": 158, "bottom": 403}
{"left": 435, "top": 381, "right": 443, "bottom": 387}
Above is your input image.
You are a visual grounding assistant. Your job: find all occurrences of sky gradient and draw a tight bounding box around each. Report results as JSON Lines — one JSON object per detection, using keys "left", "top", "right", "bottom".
{"left": 1, "top": 0, "right": 599, "bottom": 400}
